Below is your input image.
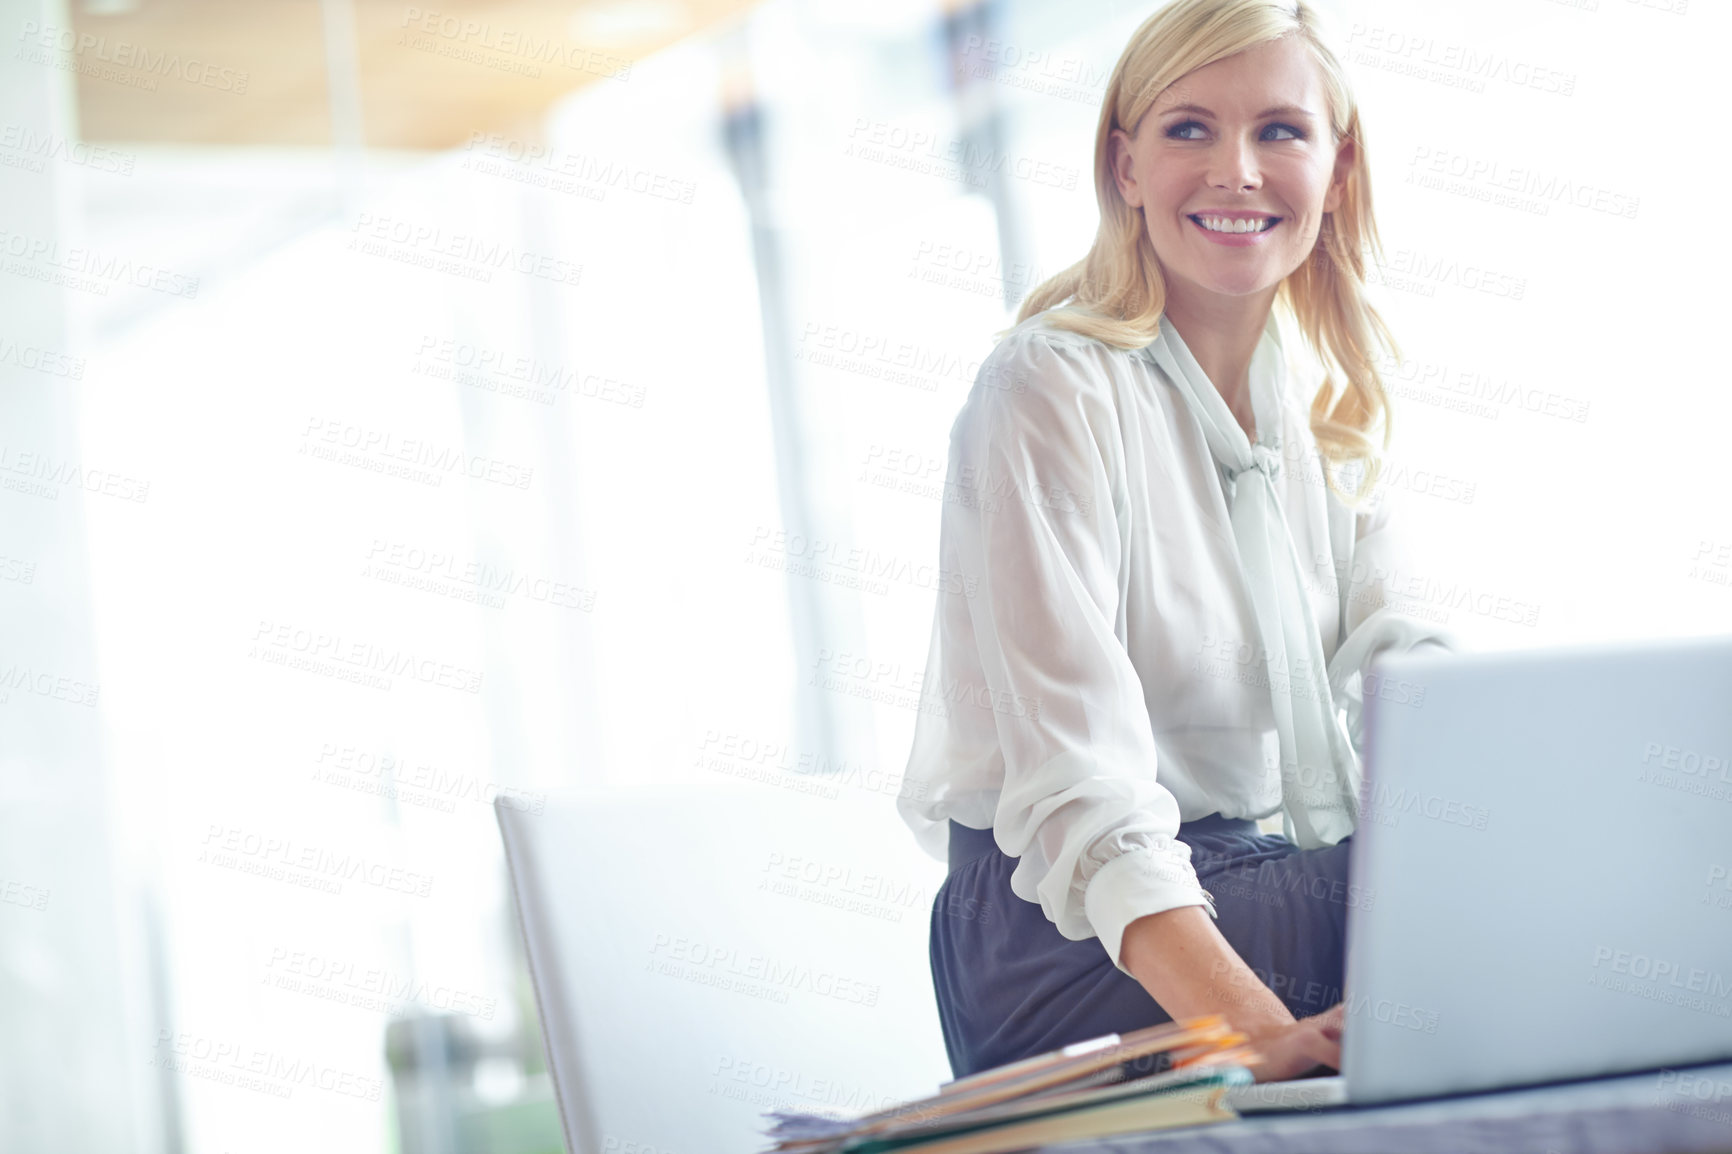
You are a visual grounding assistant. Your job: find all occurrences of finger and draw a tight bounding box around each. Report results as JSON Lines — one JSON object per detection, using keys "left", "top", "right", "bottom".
{"left": 1301, "top": 1027, "right": 1342, "bottom": 1072}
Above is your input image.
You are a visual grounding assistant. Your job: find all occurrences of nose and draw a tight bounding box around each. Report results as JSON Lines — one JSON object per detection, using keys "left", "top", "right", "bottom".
{"left": 1208, "top": 132, "right": 1261, "bottom": 192}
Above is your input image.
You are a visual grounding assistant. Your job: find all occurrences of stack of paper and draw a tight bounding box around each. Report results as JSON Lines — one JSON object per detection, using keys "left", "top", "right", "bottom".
{"left": 757, "top": 1016, "right": 1258, "bottom": 1154}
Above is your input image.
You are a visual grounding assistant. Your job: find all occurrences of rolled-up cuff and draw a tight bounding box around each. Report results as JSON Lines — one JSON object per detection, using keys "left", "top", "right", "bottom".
{"left": 1083, "top": 846, "right": 1216, "bottom": 977}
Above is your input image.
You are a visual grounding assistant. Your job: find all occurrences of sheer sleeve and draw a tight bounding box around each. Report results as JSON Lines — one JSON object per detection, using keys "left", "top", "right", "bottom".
{"left": 1326, "top": 474, "right": 1465, "bottom": 754}
{"left": 932, "top": 328, "right": 1214, "bottom": 974}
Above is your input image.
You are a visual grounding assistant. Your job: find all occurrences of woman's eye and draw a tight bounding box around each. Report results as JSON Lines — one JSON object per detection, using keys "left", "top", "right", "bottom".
{"left": 1164, "top": 121, "right": 1306, "bottom": 142}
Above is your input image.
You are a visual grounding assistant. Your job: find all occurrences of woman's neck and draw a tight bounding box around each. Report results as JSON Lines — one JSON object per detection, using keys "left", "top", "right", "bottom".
{"left": 1162, "top": 290, "right": 1278, "bottom": 442}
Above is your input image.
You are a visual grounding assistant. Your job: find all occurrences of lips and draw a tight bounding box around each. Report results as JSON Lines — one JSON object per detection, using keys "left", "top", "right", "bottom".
{"left": 1188, "top": 214, "right": 1281, "bottom": 234}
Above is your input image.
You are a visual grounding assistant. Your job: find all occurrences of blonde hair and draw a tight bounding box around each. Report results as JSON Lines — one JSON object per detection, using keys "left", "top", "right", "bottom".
{"left": 1016, "top": 0, "right": 1398, "bottom": 505}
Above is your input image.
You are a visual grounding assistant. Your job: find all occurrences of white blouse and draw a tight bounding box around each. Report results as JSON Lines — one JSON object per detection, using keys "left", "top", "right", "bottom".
{"left": 897, "top": 309, "right": 1456, "bottom": 976}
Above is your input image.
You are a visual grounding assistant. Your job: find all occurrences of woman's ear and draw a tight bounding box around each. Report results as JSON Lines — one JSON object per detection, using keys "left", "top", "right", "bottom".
{"left": 1108, "top": 126, "right": 1142, "bottom": 208}
{"left": 1322, "top": 135, "right": 1355, "bottom": 214}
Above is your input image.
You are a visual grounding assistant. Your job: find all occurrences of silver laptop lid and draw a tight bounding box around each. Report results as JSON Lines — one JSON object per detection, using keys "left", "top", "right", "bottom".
{"left": 1341, "top": 636, "right": 1732, "bottom": 1103}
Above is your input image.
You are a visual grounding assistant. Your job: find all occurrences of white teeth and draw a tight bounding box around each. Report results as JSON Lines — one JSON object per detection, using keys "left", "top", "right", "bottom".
{"left": 1195, "top": 215, "right": 1274, "bottom": 234}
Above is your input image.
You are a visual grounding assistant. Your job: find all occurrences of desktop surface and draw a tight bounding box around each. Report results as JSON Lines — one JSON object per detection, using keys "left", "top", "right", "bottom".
{"left": 1043, "top": 1058, "right": 1732, "bottom": 1153}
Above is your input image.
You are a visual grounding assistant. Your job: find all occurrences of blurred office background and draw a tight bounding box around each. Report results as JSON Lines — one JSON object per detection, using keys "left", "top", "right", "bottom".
{"left": 2, "top": 0, "right": 1726, "bottom": 1150}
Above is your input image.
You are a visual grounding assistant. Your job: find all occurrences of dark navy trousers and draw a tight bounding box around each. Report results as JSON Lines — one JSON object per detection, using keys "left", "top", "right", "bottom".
{"left": 928, "top": 815, "right": 1356, "bottom": 1078}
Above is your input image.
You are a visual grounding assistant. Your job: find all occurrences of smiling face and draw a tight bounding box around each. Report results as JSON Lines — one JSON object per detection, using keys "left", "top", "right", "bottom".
{"left": 1108, "top": 35, "right": 1353, "bottom": 312}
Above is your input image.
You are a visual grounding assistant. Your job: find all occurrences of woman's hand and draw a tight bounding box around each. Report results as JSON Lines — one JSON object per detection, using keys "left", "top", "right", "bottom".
{"left": 1119, "top": 907, "right": 1344, "bottom": 1083}
{"left": 1241, "top": 1003, "right": 1343, "bottom": 1083}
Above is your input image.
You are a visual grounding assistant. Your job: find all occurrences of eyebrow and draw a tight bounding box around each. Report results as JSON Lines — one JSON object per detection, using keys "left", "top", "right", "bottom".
{"left": 1157, "top": 102, "right": 1317, "bottom": 120}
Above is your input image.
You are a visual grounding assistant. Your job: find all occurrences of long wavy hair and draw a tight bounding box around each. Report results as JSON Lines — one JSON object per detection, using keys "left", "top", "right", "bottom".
{"left": 1016, "top": 0, "right": 1398, "bottom": 505}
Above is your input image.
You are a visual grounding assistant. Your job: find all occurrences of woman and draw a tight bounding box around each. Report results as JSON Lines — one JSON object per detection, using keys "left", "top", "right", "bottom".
{"left": 897, "top": 0, "right": 1458, "bottom": 1085}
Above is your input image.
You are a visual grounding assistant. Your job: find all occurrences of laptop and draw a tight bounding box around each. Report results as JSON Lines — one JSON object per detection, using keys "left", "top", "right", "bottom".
{"left": 1227, "top": 635, "right": 1732, "bottom": 1113}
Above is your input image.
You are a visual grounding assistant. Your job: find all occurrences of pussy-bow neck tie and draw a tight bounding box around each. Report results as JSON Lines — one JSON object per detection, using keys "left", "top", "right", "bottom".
{"left": 1141, "top": 312, "right": 1360, "bottom": 848}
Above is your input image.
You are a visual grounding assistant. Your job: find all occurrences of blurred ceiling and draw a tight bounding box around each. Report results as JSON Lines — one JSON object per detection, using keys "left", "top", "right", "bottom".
{"left": 66, "top": 0, "right": 759, "bottom": 149}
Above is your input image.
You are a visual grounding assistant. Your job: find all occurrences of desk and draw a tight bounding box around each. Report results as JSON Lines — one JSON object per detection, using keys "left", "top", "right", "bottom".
{"left": 1045, "top": 1062, "right": 1732, "bottom": 1153}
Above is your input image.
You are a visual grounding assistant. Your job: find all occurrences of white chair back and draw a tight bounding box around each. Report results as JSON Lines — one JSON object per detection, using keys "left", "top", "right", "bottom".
{"left": 497, "top": 783, "right": 952, "bottom": 1154}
